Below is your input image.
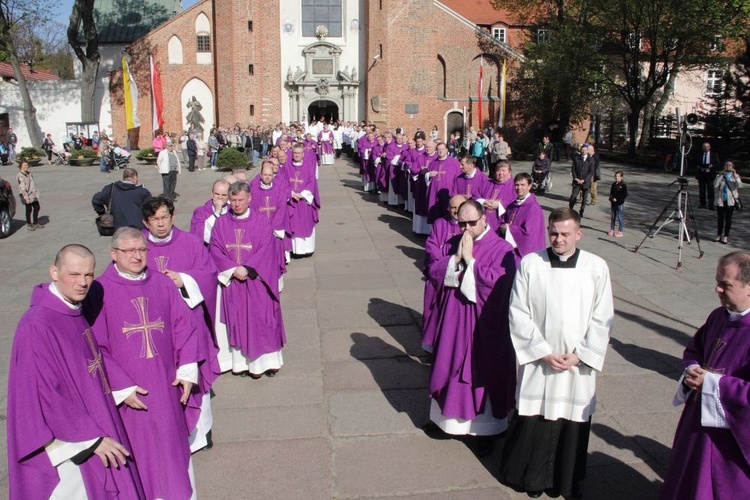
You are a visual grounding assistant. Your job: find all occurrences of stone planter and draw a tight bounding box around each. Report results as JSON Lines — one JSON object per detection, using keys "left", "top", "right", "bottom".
{"left": 142, "top": 157, "right": 157, "bottom": 165}
{"left": 69, "top": 158, "right": 97, "bottom": 167}
{"left": 17, "top": 158, "right": 42, "bottom": 167}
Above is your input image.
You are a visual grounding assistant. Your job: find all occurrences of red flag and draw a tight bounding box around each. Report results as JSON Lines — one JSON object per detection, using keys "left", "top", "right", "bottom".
{"left": 477, "top": 57, "right": 484, "bottom": 128}
{"left": 150, "top": 56, "right": 164, "bottom": 131}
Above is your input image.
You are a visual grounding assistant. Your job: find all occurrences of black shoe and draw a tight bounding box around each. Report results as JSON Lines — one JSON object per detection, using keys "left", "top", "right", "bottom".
{"left": 265, "top": 369, "right": 278, "bottom": 378}
{"left": 205, "top": 430, "right": 213, "bottom": 450}
{"left": 474, "top": 437, "right": 495, "bottom": 457}
{"left": 527, "top": 492, "right": 543, "bottom": 498}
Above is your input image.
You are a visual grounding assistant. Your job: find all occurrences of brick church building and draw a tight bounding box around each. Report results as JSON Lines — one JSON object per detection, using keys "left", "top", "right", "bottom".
{"left": 110, "top": 0, "right": 524, "bottom": 142}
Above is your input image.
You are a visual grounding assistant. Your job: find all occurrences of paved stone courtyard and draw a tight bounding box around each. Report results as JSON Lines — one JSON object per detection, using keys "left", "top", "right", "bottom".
{"left": 0, "top": 154, "right": 746, "bottom": 498}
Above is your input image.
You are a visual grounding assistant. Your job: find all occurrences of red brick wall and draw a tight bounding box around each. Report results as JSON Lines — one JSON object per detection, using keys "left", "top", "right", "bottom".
{"left": 366, "top": 0, "right": 522, "bottom": 138}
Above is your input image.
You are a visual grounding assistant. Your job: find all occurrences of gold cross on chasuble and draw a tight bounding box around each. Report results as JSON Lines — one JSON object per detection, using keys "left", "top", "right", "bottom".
{"left": 259, "top": 196, "right": 277, "bottom": 219}
{"left": 83, "top": 328, "right": 111, "bottom": 394}
{"left": 226, "top": 228, "right": 253, "bottom": 265}
{"left": 290, "top": 171, "right": 305, "bottom": 191}
{"left": 154, "top": 255, "right": 169, "bottom": 274}
{"left": 122, "top": 297, "right": 165, "bottom": 359}
{"left": 702, "top": 338, "right": 727, "bottom": 374}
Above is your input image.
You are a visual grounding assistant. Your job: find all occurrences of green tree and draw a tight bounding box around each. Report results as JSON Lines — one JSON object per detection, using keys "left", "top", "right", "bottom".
{"left": 0, "top": 0, "right": 50, "bottom": 148}
{"left": 67, "top": 0, "right": 99, "bottom": 122}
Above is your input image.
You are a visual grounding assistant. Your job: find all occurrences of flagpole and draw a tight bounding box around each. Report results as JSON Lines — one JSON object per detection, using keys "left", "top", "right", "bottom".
{"left": 477, "top": 56, "right": 484, "bottom": 129}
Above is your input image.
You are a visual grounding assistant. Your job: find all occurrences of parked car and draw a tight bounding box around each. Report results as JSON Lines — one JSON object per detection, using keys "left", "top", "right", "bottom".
{"left": 0, "top": 175, "right": 16, "bottom": 238}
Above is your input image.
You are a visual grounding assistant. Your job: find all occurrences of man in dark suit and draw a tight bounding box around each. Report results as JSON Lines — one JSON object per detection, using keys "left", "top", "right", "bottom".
{"left": 186, "top": 133, "right": 198, "bottom": 172}
{"left": 569, "top": 144, "right": 594, "bottom": 218}
{"left": 695, "top": 142, "right": 721, "bottom": 210}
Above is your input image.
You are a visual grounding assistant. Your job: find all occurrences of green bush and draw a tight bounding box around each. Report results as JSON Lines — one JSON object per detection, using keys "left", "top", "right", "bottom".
{"left": 19, "top": 146, "right": 45, "bottom": 159}
{"left": 71, "top": 148, "right": 99, "bottom": 159}
{"left": 215, "top": 147, "right": 248, "bottom": 170}
{"left": 136, "top": 147, "right": 156, "bottom": 161}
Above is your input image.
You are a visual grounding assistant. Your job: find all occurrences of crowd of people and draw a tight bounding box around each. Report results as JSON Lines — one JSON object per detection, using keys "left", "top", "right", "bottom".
{"left": 6, "top": 117, "right": 750, "bottom": 499}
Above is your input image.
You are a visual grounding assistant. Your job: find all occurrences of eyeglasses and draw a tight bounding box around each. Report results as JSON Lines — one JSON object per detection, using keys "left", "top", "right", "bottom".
{"left": 147, "top": 214, "right": 172, "bottom": 223}
{"left": 114, "top": 247, "right": 149, "bottom": 256}
{"left": 458, "top": 218, "right": 482, "bottom": 228}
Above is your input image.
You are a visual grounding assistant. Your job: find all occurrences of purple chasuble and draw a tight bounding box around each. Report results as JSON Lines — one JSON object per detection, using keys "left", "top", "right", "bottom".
{"left": 428, "top": 230, "right": 517, "bottom": 421}
{"left": 250, "top": 177, "right": 289, "bottom": 275}
{"left": 661, "top": 309, "right": 750, "bottom": 500}
{"left": 144, "top": 227, "right": 221, "bottom": 395}
{"left": 86, "top": 264, "right": 202, "bottom": 500}
{"left": 422, "top": 217, "right": 462, "bottom": 350}
{"left": 281, "top": 160, "right": 320, "bottom": 240}
{"left": 358, "top": 136, "right": 376, "bottom": 178}
{"left": 374, "top": 142, "right": 389, "bottom": 192}
{"left": 399, "top": 146, "right": 418, "bottom": 200}
{"left": 480, "top": 179, "right": 516, "bottom": 229}
{"left": 413, "top": 151, "right": 438, "bottom": 217}
{"left": 386, "top": 141, "right": 407, "bottom": 195}
{"left": 501, "top": 194, "right": 547, "bottom": 264}
{"left": 8, "top": 285, "right": 144, "bottom": 500}
{"left": 318, "top": 130, "right": 334, "bottom": 155}
{"left": 209, "top": 209, "right": 287, "bottom": 360}
{"left": 426, "top": 155, "right": 462, "bottom": 223}
{"left": 451, "top": 171, "right": 492, "bottom": 200}
{"left": 189, "top": 199, "right": 222, "bottom": 245}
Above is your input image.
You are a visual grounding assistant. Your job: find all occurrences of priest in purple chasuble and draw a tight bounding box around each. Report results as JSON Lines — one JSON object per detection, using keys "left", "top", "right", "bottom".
{"left": 358, "top": 130, "right": 377, "bottom": 192}
{"left": 422, "top": 194, "right": 466, "bottom": 354}
{"left": 425, "top": 143, "right": 462, "bottom": 224}
{"left": 479, "top": 160, "right": 517, "bottom": 231}
{"left": 427, "top": 200, "right": 517, "bottom": 444}
{"left": 412, "top": 140, "right": 438, "bottom": 235}
{"left": 385, "top": 133, "right": 408, "bottom": 206}
{"left": 499, "top": 173, "right": 548, "bottom": 265}
{"left": 190, "top": 179, "right": 229, "bottom": 245}
{"left": 401, "top": 138, "right": 421, "bottom": 212}
{"left": 282, "top": 143, "right": 320, "bottom": 256}
{"left": 250, "top": 161, "right": 289, "bottom": 289}
{"left": 374, "top": 134, "right": 390, "bottom": 202}
{"left": 451, "top": 155, "right": 491, "bottom": 200}
{"left": 209, "top": 181, "right": 287, "bottom": 378}
{"left": 85, "top": 228, "right": 203, "bottom": 500}
{"left": 142, "top": 196, "right": 221, "bottom": 454}
{"left": 662, "top": 251, "right": 750, "bottom": 500}
{"left": 8, "top": 245, "right": 144, "bottom": 499}
{"left": 318, "top": 123, "right": 335, "bottom": 165}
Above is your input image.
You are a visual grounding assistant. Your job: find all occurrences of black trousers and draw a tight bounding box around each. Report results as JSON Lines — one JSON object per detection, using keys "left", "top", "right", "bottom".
{"left": 717, "top": 205, "right": 735, "bottom": 236}
{"left": 162, "top": 171, "right": 178, "bottom": 200}
{"left": 188, "top": 155, "right": 196, "bottom": 172}
{"left": 569, "top": 185, "right": 588, "bottom": 216}
{"left": 24, "top": 200, "right": 40, "bottom": 224}
{"left": 697, "top": 171, "right": 715, "bottom": 207}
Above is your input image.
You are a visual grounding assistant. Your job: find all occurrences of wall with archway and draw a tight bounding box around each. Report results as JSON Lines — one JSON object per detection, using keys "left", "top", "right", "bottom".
{"left": 181, "top": 78, "right": 214, "bottom": 135}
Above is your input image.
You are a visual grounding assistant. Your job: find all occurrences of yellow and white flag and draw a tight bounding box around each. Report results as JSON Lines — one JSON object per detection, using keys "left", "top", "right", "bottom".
{"left": 122, "top": 54, "right": 140, "bottom": 130}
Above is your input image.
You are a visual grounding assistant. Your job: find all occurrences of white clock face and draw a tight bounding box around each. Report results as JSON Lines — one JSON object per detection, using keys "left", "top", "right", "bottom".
{"left": 283, "top": 21, "right": 294, "bottom": 35}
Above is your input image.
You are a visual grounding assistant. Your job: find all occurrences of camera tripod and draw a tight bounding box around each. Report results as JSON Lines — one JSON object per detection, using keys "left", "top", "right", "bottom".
{"left": 634, "top": 176, "right": 704, "bottom": 269}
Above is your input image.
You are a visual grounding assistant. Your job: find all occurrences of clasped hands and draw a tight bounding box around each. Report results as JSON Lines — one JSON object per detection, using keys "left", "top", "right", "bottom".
{"left": 683, "top": 365, "right": 706, "bottom": 390}
{"left": 232, "top": 265, "right": 259, "bottom": 281}
{"left": 454, "top": 232, "right": 474, "bottom": 267}
{"left": 543, "top": 353, "right": 581, "bottom": 371}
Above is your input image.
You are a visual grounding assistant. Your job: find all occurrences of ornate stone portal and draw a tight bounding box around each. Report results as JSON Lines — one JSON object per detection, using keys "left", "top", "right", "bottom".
{"left": 285, "top": 41, "right": 359, "bottom": 123}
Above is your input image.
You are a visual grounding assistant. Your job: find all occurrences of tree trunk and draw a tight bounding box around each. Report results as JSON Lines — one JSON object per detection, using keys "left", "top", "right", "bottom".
{"left": 639, "top": 66, "right": 681, "bottom": 149}
{"left": 627, "top": 109, "right": 640, "bottom": 157}
{"left": 9, "top": 52, "right": 43, "bottom": 148}
{"left": 67, "top": 0, "right": 100, "bottom": 122}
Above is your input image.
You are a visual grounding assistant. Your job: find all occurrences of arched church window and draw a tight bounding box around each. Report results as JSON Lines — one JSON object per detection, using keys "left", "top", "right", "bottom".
{"left": 168, "top": 36, "right": 183, "bottom": 64}
{"left": 301, "top": 0, "right": 342, "bottom": 38}
{"left": 197, "top": 34, "right": 210, "bottom": 52}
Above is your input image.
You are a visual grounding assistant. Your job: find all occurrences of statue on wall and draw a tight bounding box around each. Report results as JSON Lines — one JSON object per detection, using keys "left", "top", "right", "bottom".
{"left": 186, "top": 96, "right": 205, "bottom": 133}
{"left": 351, "top": 66, "right": 358, "bottom": 81}
{"left": 294, "top": 66, "right": 305, "bottom": 82}
{"left": 287, "top": 67, "right": 294, "bottom": 83}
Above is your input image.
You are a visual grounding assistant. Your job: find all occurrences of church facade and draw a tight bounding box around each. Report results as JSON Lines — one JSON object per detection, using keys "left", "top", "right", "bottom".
{"left": 110, "top": 0, "right": 522, "bottom": 141}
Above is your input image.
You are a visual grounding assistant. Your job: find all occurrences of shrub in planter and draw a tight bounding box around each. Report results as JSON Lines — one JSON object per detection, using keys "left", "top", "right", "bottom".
{"left": 136, "top": 147, "right": 157, "bottom": 161}
{"left": 19, "top": 147, "right": 45, "bottom": 159}
{"left": 215, "top": 147, "right": 248, "bottom": 171}
{"left": 72, "top": 148, "right": 99, "bottom": 159}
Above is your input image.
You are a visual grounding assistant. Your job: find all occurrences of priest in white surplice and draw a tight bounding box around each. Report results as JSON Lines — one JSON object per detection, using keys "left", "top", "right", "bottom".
{"left": 499, "top": 207, "right": 613, "bottom": 499}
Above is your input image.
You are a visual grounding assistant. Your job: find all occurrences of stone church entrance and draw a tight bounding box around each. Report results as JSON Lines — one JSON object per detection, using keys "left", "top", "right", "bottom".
{"left": 307, "top": 100, "right": 339, "bottom": 123}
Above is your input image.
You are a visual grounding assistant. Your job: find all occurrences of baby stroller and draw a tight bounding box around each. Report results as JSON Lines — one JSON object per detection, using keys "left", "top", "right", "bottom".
{"left": 51, "top": 147, "right": 71, "bottom": 166}
{"left": 532, "top": 169, "right": 553, "bottom": 194}
{"left": 0, "top": 144, "right": 8, "bottom": 166}
{"left": 105, "top": 146, "right": 131, "bottom": 170}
